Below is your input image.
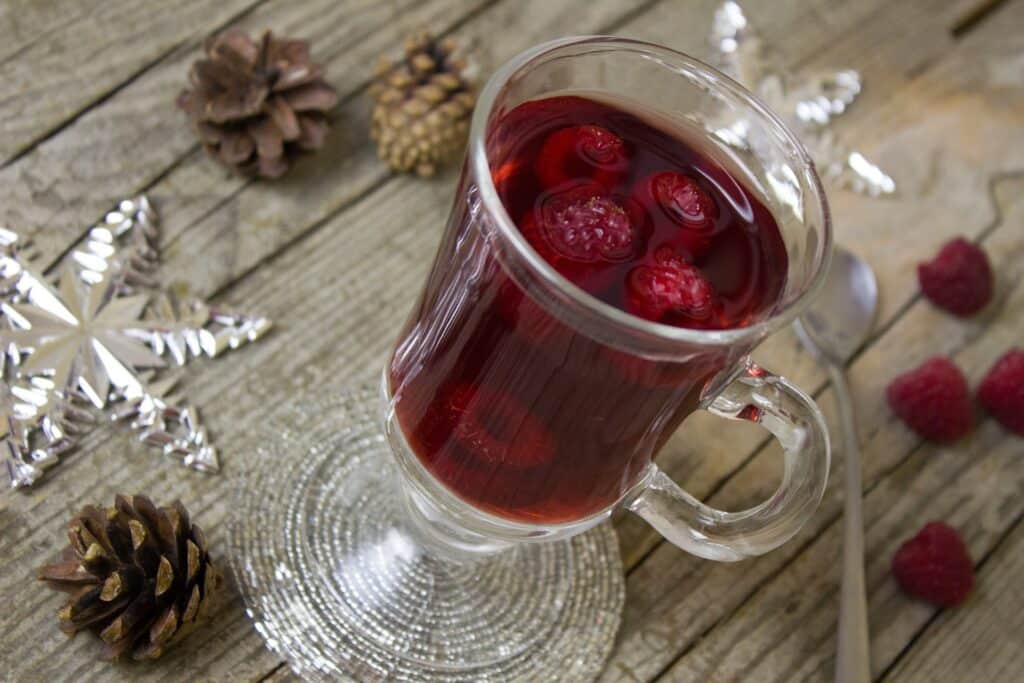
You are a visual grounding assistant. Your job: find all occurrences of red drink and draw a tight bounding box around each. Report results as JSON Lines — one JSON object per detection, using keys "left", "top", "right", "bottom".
{"left": 390, "top": 95, "right": 788, "bottom": 524}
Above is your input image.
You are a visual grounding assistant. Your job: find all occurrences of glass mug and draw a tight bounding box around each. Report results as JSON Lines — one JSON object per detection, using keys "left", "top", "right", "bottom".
{"left": 383, "top": 36, "right": 832, "bottom": 563}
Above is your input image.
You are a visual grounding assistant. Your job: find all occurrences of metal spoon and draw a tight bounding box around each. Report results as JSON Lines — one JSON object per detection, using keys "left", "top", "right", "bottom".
{"left": 794, "top": 248, "right": 878, "bottom": 683}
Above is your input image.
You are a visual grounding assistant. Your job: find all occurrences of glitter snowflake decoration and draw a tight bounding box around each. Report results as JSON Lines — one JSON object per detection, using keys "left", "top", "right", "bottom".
{"left": 710, "top": 1, "right": 895, "bottom": 196}
{"left": 1, "top": 196, "right": 271, "bottom": 488}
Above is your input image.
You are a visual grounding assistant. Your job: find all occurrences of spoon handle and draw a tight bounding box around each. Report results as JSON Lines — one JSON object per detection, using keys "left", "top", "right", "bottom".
{"left": 830, "top": 363, "right": 871, "bottom": 683}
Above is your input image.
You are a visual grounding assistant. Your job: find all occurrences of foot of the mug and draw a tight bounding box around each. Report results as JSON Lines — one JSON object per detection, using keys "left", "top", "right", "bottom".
{"left": 228, "top": 387, "right": 624, "bottom": 682}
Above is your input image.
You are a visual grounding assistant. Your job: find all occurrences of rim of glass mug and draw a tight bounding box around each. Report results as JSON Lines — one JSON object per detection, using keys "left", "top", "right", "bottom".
{"left": 469, "top": 36, "right": 833, "bottom": 355}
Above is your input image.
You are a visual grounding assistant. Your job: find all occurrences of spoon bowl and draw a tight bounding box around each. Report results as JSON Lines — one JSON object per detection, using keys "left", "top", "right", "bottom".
{"left": 795, "top": 249, "right": 878, "bottom": 364}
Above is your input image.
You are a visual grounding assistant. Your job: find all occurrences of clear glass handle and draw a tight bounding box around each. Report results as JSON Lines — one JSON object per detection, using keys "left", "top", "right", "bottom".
{"left": 628, "top": 359, "right": 830, "bottom": 561}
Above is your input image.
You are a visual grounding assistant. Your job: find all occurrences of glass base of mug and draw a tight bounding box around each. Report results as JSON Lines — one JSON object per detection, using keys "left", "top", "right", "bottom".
{"left": 228, "top": 387, "right": 624, "bottom": 682}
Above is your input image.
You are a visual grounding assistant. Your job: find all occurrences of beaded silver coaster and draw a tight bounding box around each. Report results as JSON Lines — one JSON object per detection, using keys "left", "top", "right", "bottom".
{"left": 228, "top": 387, "right": 624, "bottom": 681}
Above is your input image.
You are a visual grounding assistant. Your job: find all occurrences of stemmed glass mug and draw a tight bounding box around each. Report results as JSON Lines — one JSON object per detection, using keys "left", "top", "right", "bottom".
{"left": 386, "top": 36, "right": 831, "bottom": 562}
{"left": 233, "top": 36, "right": 832, "bottom": 682}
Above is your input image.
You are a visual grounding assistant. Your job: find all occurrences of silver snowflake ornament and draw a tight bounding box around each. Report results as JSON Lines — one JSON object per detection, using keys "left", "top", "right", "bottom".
{"left": 5, "top": 262, "right": 162, "bottom": 409}
{"left": 1, "top": 196, "right": 271, "bottom": 488}
{"left": 710, "top": 1, "right": 895, "bottom": 197}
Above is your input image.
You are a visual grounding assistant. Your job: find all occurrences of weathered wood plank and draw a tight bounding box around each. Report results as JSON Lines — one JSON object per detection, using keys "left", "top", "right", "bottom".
{"left": 881, "top": 520, "right": 1024, "bottom": 683}
{"left": 0, "top": 1, "right": 104, "bottom": 62}
{"left": 2, "top": 1, "right": 1019, "bottom": 682}
{"left": 0, "top": 0, "right": 491, "bottom": 279}
{"left": 0, "top": 0, "right": 266, "bottom": 164}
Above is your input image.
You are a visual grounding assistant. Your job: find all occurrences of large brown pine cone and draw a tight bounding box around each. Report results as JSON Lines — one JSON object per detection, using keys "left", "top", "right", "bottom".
{"left": 38, "top": 495, "right": 218, "bottom": 661}
{"left": 177, "top": 28, "right": 338, "bottom": 179}
{"left": 370, "top": 32, "right": 476, "bottom": 177}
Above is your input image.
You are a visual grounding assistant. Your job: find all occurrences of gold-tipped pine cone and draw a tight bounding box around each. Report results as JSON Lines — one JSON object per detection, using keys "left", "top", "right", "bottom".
{"left": 38, "top": 495, "right": 219, "bottom": 661}
{"left": 370, "top": 32, "right": 476, "bottom": 177}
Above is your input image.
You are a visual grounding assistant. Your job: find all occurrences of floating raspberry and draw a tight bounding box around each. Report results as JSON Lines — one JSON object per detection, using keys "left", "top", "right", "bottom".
{"left": 632, "top": 171, "right": 719, "bottom": 260}
{"left": 917, "top": 238, "right": 993, "bottom": 317}
{"left": 447, "top": 384, "right": 556, "bottom": 468}
{"left": 625, "top": 247, "right": 720, "bottom": 325}
{"left": 520, "top": 182, "right": 644, "bottom": 288}
{"left": 977, "top": 348, "right": 1024, "bottom": 436}
{"left": 886, "top": 356, "right": 973, "bottom": 442}
{"left": 538, "top": 190, "right": 636, "bottom": 262}
{"left": 535, "top": 125, "right": 629, "bottom": 190}
{"left": 892, "top": 521, "right": 974, "bottom": 606}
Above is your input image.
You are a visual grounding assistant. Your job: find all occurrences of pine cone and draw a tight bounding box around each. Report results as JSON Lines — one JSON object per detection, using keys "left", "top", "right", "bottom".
{"left": 177, "top": 28, "right": 338, "bottom": 179}
{"left": 370, "top": 32, "right": 476, "bottom": 177}
{"left": 38, "top": 495, "right": 219, "bottom": 661}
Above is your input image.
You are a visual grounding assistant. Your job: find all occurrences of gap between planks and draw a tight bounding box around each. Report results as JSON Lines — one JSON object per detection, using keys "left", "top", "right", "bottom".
{"left": 0, "top": 0, "right": 273, "bottom": 170}
{"left": 4, "top": 0, "right": 1013, "bottom": 679}
{"left": 951, "top": 0, "right": 1013, "bottom": 37}
{"left": 21, "top": 0, "right": 503, "bottom": 285}
{"left": 876, "top": 511, "right": 1024, "bottom": 682}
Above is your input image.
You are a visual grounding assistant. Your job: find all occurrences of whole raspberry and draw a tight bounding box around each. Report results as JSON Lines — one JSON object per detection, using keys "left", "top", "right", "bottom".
{"left": 886, "top": 356, "right": 973, "bottom": 442}
{"left": 447, "top": 384, "right": 556, "bottom": 468}
{"left": 626, "top": 247, "right": 720, "bottom": 325}
{"left": 534, "top": 125, "right": 630, "bottom": 191}
{"left": 892, "top": 521, "right": 974, "bottom": 606}
{"left": 977, "top": 348, "right": 1024, "bottom": 436}
{"left": 631, "top": 172, "right": 719, "bottom": 261}
{"left": 917, "top": 237, "right": 993, "bottom": 317}
{"left": 539, "top": 191, "right": 636, "bottom": 263}
{"left": 519, "top": 182, "right": 645, "bottom": 289}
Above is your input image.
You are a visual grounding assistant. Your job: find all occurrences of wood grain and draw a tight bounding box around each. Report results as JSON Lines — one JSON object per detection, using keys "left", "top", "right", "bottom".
{"left": 0, "top": 0, "right": 265, "bottom": 164}
{"left": 1, "top": 0, "right": 1021, "bottom": 681}
{"left": 0, "top": 0, "right": 492, "bottom": 278}
{"left": 881, "top": 520, "right": 1024, "bottom": 682}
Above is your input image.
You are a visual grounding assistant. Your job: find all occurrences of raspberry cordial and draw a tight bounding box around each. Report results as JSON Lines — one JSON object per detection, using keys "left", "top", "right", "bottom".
{"left": 389, "top": 95, "right": 789, "bottom": 523}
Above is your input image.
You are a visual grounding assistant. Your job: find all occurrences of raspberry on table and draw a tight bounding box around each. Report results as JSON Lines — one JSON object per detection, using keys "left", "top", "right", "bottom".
{"left": 917, "top": 237, "right": 993, "bottom": 317}
{"left": 886, "top": 356, "right": 973, "bottom": 442}
{"left": 892, "top": 521, "right": 974, "bottom": 607}
{"left": 977, "top": 348, "right": 1024, "bottom": 436}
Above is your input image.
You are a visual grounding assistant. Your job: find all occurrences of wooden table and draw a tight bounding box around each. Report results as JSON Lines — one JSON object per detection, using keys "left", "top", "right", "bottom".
{"left": 2, "top": 0, "right": 1022, "bottom": 680}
